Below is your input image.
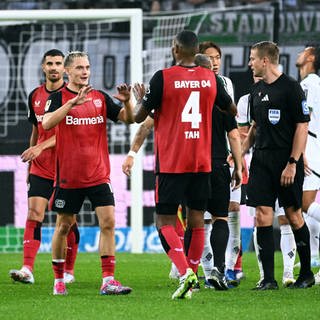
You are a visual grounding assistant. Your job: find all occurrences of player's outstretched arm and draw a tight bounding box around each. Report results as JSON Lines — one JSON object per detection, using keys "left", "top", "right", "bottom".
{"left": 228, "top": 128, "right": 242, "bottom": 190}
{"left": 242, "top": 120, "right": 256, "bottom": 156}
{"left": 133, "top": 83, "right": 149, "bottom": 123}
{"left": 122, "top": 116, "right": 154, "bottom": 176}
{"left": 43, "top": 85, "right": 92, "bottom": 130}
{"left": 114, "top": 83, "right": 134, "bottom": 124}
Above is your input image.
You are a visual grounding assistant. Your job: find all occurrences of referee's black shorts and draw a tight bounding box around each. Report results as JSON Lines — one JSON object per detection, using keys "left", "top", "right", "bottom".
{"left": 246, "top": 149, "right": 304, "bottom": 210}
{"left": 207, "top": 162, "right": 231, "bottom": 217}
{"left": 155, "top": 172, "right": 211, "bottom": 215}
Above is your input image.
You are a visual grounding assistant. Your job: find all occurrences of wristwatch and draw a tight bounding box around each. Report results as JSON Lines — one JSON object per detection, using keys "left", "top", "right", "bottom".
{"left": 288, "top": 157, "right": 298, "bottom": 164}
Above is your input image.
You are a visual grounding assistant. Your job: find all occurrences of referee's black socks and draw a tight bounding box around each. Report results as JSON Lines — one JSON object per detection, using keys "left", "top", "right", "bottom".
{"left": 293, "top": 222, "right": 312, "bottom": 276}
{"left": 257, "top": 226, "right": 275, "bottom": 282}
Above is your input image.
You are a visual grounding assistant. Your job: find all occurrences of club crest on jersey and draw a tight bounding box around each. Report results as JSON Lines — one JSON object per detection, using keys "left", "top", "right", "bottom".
{"left": 93, "top": 99, "right": 102, "bottom": 108}
{"left": 55, "top": 199, "right": 65, "bottom": 209}
{"left": 268, "top": 109, "right": 280, "bottom": 125}
{"left": 302, "top": 100, "right": 309, "bottom": 115}
{"left": 45, "top": 100, "right": 51, "bottom": 112}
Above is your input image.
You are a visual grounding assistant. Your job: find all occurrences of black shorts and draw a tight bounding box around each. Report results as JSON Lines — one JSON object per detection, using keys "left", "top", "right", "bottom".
{"left": 207, "top": 163, "right": 231, "bottom": 217}
{"left": 246, "top": 149, "right": 304, "bottom": 210}
{"left": 28, "top": 174, "right": 54, "bottom": 200}
{"left": 240, "top": 184, "right": 247, "bottom": 205}
{"left": 155, "top": 172, "right": 211, "bottom": 215}
{"left": 51, "top": 183, "right": 115, "bottom": 214}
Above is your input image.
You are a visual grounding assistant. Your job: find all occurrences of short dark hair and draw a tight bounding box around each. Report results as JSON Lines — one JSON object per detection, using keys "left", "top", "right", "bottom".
{"left": 42, "top": 49, "right": 64, "bottom": 64}
{"left": 174, "top": 30, "right": 199, "bottom": 56}
{"left": 199, "top": 41, "right": 222, "bottom": 57}
{"left": 251, "top": 41, "right": 279, "bottom": 65}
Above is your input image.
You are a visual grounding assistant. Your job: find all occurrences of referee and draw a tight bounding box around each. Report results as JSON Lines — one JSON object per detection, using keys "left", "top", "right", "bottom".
{"left": 243, "top": 41, "right": 314, "bottom": 290}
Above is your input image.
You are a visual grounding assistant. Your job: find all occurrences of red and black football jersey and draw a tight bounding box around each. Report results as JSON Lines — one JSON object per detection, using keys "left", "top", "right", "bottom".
{"left": 143, "top": 65, "right": 231, "bottom": 173}
{"left": 28, "top": 82, "right": 66, "bottom": 180}
{"left": 46, "top": 87, "right": 121, "bottom": 188}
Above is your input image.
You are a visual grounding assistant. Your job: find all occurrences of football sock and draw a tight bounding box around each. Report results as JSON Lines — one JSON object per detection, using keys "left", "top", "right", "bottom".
{"left": 257, "top": 226, "right": 275, "bottom": 282}
{"left": 52, "top": 259, "right": 65, "bottom": 280}
{"left": 293, "top": 222, "right": 312, "bottom": 276}
{"left": 101, "top": 255, "right": 115, "bottom": 278}
{"left": 158, "top": 225, "right": 189, "bottom": 276}
{"left": 253, "top": 227, "right": 264, "bottom": 280}
{"left": 23, "top": 219, "right": 42, "bottom": 272}
{"left": 184, "top": 227, "right": 205, "bottom": 273}
{"left": 211, "top": 219, "right": 229, "bottom": 273}
{"left": 304, "top": 214, "right": 320, "bottom": 261}
{"left": 279, "top": 224, "right": 296, "bottom": 275}
{"left": 225, "top": 211, "right": 240, "bottom": 270}
{"left": 65, "top": 222, "right": 80, "bottom": 274}
{"left": 200, "top": 223, "right": 213, "bottom": 279}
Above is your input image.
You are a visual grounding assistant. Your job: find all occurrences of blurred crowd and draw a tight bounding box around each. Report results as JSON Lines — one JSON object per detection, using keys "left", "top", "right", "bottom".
{"left": 1, "top": 0, "right": 319, "bottom": 11}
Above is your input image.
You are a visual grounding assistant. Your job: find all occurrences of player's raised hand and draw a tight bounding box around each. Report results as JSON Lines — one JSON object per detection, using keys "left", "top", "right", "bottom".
{"left": 114, "top": 83, "right": 131, "bottom": 103}
{"left": 132, "top": 83, "right": 146, "bottom": 102}
{"left": 70, "top": 85, "right": 93, "bottom": 106}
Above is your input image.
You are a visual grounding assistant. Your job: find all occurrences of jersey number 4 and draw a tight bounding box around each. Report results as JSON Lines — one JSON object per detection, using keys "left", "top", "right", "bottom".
{"left": 181, "top": 91, "right": 202, "bottom": 129}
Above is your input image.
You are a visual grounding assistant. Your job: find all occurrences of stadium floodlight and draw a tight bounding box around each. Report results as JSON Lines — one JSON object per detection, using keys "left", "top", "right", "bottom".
{"left": 0, "top": 9, "right": 144, "bottom": 253}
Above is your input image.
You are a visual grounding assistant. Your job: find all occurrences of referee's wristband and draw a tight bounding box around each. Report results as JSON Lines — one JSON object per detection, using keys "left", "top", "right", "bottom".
{"left": 128, "top": 150, "right": 137, "bottom": 158}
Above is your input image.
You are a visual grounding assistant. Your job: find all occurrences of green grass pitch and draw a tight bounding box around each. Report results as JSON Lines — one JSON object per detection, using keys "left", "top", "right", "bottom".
{"left": 1, "top": 252, "right": 320, "bottom": 320}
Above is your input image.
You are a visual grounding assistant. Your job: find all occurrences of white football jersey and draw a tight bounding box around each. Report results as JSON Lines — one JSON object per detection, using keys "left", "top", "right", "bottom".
{"left": 300, "top": 73, "right": 320, "bottom": 138}
{"left": 301, "top": 73, "right": 320, "bottom": 172}
{"left": 220, "top": 75, "right": 234, "bottom": 101}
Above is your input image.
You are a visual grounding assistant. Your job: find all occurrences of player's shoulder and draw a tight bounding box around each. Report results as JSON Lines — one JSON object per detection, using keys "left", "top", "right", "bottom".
{"left": 29, "top": 83, "right": 46, "bottom": 96}
{"left": 237, "top": 93, "right": 249, "bottom": 105}
{"left": 279, "top": 73, "right": 299, "bottom": 87}
{"left": 301, "top": 73, "right": 320, "bottom": 87}
{"left": 219, "top": 75, "right": 233, "bottom": 85}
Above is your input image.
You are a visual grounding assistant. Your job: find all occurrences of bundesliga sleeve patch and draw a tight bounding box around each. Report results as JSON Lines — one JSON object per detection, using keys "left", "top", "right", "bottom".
{"left": 45, "top": 99, "right": 51, "bottom": 112}
{"left": 302, "top": 100, "right": 309, "bottom": 115}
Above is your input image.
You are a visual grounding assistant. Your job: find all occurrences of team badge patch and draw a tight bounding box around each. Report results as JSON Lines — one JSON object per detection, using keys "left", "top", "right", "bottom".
{"left": 45, "top": 100, "right": 51, "bottom": 112}
{"left": 302, "top": 100, "right": 309, "bottom": 115}
{"left": 55, "top": 199, "right": 65, "bottom": 209}
{"left": 268, "top": 109, "right": 280, "bottom": 125}
{"left": 93, "top": 99, "right": 102, "bottom": 108}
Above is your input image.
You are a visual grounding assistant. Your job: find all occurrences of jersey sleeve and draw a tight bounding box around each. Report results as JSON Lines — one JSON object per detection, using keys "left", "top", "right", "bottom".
{"left": 142, "top": 70, "right": 163, "bottom": 112}
{"left": 223, "top": 112, "right": 238, "bottom": 132}
{"left": 45, "top": 91, "right": 62, "bottom": 113}
{"left": 215, "top": 75, "right": 233, "bottom": 110}
{"left": 99, "top": 91, "right": 122, "bottom": 123}
{"left": 288, "top": 80, "right": 310, "bottom": 123}
{"left": 27, "top": 89, "right": 37, "bottom": 126}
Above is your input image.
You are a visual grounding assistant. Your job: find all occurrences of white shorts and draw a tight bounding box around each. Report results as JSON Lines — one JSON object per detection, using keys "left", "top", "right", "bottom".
{"left": 274, "top": 199, "right": 285, "bottom": 217}
{"left": 229, "top": 167, "right": 241, "bottom": 203}
{"left": 230, "top": 185, "right": 241, "bottom": 203}
{"left": 303, "top": 172, "right": 320, "bottom": 191}
{"left": 204, "top": 211, "right": 212, "bottom": 220}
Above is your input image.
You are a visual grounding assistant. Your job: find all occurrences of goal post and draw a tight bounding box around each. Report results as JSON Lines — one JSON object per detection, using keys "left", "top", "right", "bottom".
{"left": 0, "top": 9, "right": 144, "bottom": 253}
